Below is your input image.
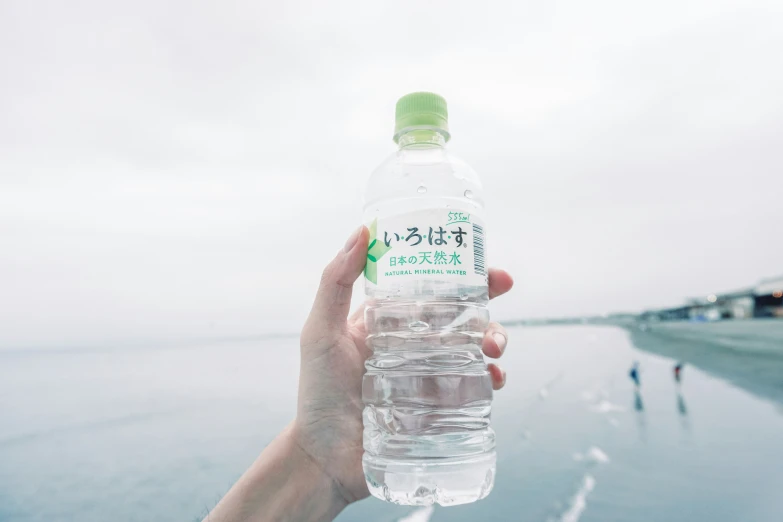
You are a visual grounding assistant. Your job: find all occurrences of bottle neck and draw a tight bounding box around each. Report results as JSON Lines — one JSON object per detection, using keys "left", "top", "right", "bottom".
{"left": 396, "top": 128, "right": 448, "bottom": 149}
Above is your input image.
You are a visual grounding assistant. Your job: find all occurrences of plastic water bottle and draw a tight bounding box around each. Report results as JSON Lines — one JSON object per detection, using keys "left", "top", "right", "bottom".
{"left": 362, "top": 92, "right": 494, "bottom": 506}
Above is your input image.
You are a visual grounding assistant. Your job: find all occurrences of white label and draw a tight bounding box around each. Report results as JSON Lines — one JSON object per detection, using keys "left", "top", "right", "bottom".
{"left": 365, "top": 209, "right": 487, "bottom": 288}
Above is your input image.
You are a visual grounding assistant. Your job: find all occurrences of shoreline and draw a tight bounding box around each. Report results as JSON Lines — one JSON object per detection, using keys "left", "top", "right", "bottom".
{"left": 625, "top": 320, "right": 783, "bottom": 405}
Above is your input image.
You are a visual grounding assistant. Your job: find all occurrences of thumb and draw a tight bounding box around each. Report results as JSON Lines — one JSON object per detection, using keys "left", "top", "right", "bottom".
{"left": 305, "top": 225, "right": 368, "bottom": 335}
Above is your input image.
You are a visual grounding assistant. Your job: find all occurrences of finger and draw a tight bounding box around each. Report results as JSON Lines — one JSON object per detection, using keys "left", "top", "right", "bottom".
{"left": 482, "top": 322, "right": 508, "bottom": 359}
{"left": 488, "top": 269, "right": 514, "bottom": 300}
{"left": 348, "top": 303, "right": 366, "bottom": 328}
{"left": 488, "top": 363, "right": 506, "bottom": 390}
{"left": 348, "top": 303, "right": 368, "bottom": 351}
{"left": 305, "top": 226, "right": 369, "bottom": 333}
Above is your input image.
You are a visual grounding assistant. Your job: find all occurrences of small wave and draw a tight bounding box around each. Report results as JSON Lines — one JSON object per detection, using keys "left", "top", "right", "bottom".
{"left": 590, "top": 400, "right": 625, "bottom": 413}
{"left": 580, "top": 388, "right": 608, "bottom": 402}
{"left": 396, "top": 506, "right": 434, "bottom": 522}
{"left": 572, "top": 446, "right": 610, "bottom": 465}
{"left": 553, "top": 475, "right": 596, "bottom": 522}
{"left": 536, "top": 373, "right": 563, "bottom": 401}
{"left": 586, "top": 446, "right": 610, "bottom": 463}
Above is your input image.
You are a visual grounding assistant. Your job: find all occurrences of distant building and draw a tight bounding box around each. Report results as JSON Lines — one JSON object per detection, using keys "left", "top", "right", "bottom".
{"left": 684, "top": 298, "right": 722, "bottom": 322}
{"left": 640, "top": 277, "right": 779, "bottom": 323}
{"left": 712, "top": 288, "right": 755, "bottom": 319}
{"left": 657, "top": 306, "right": 690, "bottom": 321}
{"left": 754, "top": 276, "right": 783, "bottom": 318}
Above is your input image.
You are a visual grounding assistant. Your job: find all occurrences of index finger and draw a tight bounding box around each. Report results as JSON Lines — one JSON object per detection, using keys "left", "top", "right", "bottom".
{"left": 489, "top": 268, "right": 514, "bottom": 300}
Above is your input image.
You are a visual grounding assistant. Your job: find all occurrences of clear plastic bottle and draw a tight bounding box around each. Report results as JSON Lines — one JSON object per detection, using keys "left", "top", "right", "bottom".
{"left": 362, "top": 92, "right": 494, "bottom": 506}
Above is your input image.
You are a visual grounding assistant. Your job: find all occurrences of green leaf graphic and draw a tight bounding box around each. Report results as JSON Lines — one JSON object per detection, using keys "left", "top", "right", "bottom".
{"left": 364, "top": 218, "right": 392, "bottom": 284}
{"left": 365, "top": 260, "right": 377, "bottom": 285}
{"left": 368, "top": 241, "right": 391, "bottom": 261}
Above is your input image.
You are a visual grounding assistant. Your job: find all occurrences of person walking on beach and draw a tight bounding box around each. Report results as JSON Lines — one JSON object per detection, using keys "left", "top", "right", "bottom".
{"left": 674, "top": 362, "right": 684, "bottom": 384}
{"left": 629, "top": 361, "right": 641, "bottom": 388}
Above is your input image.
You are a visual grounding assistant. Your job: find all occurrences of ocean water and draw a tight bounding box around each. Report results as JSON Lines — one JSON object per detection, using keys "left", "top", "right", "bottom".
{"left": 1, "top": 326, "right": 782, "bottom": 522}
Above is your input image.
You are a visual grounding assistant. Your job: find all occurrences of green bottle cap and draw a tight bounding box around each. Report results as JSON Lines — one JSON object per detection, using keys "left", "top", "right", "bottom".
{"left": 393, "top": 92, "right": 450, "bottom": 143}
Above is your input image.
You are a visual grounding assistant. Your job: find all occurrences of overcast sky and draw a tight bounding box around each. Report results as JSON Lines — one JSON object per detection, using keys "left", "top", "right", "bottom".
{"left": 1, "top": 0, "right": 782, "bottom": 348}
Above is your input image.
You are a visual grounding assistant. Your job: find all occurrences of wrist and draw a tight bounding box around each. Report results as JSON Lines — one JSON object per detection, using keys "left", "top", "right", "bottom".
{"left": 204, "top": 423, "right": 348, "bottom": 522}
{"left": 283, "top": 423, "right": 351, "bottom": 520}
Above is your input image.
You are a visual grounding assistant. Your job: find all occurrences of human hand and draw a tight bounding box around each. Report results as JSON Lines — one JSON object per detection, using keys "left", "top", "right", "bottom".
{"left": 203, "top": 226, "right": 514, "bottom": 522}
{"left": 293, "top": 225, "right": 514, "bottom": 507}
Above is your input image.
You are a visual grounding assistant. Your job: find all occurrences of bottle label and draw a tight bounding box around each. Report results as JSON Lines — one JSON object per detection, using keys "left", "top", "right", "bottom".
{"left": 365, "top": 209, "right": 487, "bottom": 288}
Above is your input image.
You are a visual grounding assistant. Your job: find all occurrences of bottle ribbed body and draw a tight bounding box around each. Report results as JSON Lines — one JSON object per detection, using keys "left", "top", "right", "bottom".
{"left": 362, "top": 129, "right": 494, "bottom": 506}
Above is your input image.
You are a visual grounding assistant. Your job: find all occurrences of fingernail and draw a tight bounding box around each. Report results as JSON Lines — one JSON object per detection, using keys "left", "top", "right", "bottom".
{"left": 493, "top": 332, "right": 507, "bottom": 353}
{"left": 343, "top": 226, "right": 362, "bottom": 253}
{"left": 501, "top": 368, "right": 507, "bottom": 384}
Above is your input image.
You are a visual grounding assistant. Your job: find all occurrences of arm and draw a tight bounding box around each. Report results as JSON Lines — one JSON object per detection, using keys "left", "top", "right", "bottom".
{"left": 203, "top": 424, "right": 347, "bottom": 522}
